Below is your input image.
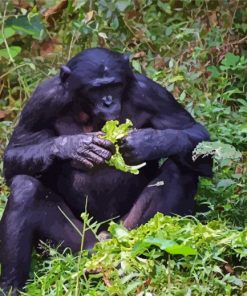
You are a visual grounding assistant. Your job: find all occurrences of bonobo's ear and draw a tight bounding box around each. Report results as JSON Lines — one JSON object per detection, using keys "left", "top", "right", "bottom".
{"left": 60, "top": 65, "right": 72, "bottom": 83}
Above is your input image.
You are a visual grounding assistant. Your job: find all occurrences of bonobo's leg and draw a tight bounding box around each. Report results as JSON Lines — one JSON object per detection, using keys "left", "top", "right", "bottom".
{"left": 0, "top": 175, "right": 96, "bottom": 295}
{"left": 123, "top": 159, "right": 198, "bottom": 229}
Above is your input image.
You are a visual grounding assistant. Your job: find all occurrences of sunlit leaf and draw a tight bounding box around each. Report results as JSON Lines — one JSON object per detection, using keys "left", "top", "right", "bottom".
{"left": 221, "top": 52, "right": 240, "bottom": 67}
{"left": 101, "top": 119, "right": 146, "bottom": 174}
{"left": 0, "top": 27, "right": 15, "bottom": 44}
{"left": 208, "top": 65, "right": 221, "bottom": 78}
{"left": 109, "top": 222, "right": 129, "bottom": 240}
{"left": 165, "top": 245, "right": 198, "bottom": 256}
{"left": 6, "top": 14, "right": 45, "bottom": 40}
{"left": 115, "top": 0, "right": 131, "bottom": 12}
{"left": 0, "top": 46, "right": 21, "bottom": 59}
{"left": 217, "top": 179, "right": 236, "bottom": 188}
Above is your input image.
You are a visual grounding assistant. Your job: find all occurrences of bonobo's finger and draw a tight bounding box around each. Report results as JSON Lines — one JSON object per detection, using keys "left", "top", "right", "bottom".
{"left": 90, "top": 144, "right": 112, "bottom": 160}
{"left": 81, "top": 158, "right": 94, "bottom": 169}
{"left": 86, "top": 131, "right": 104, "bottom": 137}
{"left": 92, "top": 136, "right": 115, "bottom": 153}
{"left": 85, "top": 151, "right": 106, "bottom": 165}
{"left": 72, "top": 153, "right": 94, "bottom": 169}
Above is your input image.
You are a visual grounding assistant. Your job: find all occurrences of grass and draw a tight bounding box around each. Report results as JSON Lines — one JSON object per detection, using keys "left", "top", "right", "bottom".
{"left": 24, "top": 215, "right": 247, "bottom": 295}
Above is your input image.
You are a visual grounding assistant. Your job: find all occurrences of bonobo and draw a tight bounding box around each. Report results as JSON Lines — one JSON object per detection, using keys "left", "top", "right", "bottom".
{"left": 0, "top": 48, "right": 212, "bottom": 295}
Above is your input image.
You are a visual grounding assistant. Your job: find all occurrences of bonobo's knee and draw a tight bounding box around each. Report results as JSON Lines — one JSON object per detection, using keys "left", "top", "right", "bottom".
{"left": 8, "top": 175, "right": 44, "bottom": 209}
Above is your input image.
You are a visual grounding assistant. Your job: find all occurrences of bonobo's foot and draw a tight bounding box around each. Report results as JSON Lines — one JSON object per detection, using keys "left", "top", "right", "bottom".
{"left": 0, "top": 174, "right": 96, "bottom": 295}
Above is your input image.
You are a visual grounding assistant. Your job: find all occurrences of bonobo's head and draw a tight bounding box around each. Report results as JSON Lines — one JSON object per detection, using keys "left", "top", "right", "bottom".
{"left": 60, "top": 48, "right": 133, "bottom": 124}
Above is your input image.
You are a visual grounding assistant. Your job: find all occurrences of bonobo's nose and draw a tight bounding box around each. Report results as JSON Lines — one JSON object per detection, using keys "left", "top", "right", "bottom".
{"left": 102, "top": 95, "right": 113, "bottom": 107}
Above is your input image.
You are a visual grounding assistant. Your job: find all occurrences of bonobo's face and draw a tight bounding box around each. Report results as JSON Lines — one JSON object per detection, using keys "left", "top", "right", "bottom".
{"left": 60, "top": 48, "right": 133, "bottom": 126}
{"left": 79, "top": 82, "right": 124, "bottom": 122}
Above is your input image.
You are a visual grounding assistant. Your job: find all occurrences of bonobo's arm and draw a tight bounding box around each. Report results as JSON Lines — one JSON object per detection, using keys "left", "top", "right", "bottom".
{"left": 4, "top": 76, "right": 68, "bottom": 182}
{"left": 4, "top": 76, "right": 113, "bottom": 183}
{"left": 4, "top": 128, "right": 56, "bottom": 183}
{"left": 121, "top": 74, "right": 212, "bottom": 176}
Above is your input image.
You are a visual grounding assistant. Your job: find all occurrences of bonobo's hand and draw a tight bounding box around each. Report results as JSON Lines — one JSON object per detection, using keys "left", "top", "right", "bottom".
{"left": 51, "top": 133, "right": 114, "bottom": 169}
{"left": 120, "top": 128, "right": 161, "bottom": 165}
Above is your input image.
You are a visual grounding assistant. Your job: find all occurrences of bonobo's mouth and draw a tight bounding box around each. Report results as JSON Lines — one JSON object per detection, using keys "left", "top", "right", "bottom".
{"left": 93, "top": 113, "right": 120, "bottom": 130}
{"left": 96, "top": 110, "right": 120, "bottom": 122}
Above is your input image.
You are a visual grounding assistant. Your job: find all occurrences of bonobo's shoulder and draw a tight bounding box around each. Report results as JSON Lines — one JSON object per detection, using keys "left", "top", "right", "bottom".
{"left": 133, "top": 73, "right": 177, "bottom": 103}
{"left": 133, "top": 73, "right": 195, "bottom": 127}
{"left": 31, "top": 75, "right": 62, "bottom": 99}
{"left": 26, "top": 75, "right": 70, "bottom": 109}
{"left": 19, "top": 75, "right": 71, "bottom": 129}
{"left": 134, "top": 73, "right": 170, "bottom": 92}
{"left": 134, "top": 73, "right": 157, "bottom": 88}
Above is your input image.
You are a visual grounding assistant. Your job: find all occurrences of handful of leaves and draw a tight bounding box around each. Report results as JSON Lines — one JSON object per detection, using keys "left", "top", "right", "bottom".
{"left": 101, "top": 119, "right": 146, "bottom": 174}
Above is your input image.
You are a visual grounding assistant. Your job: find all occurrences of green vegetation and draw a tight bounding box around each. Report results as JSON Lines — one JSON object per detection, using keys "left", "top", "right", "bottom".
{"left": 25, "top": 214, "right": 247, "bottom": 295}
{"left": 0, "top": 0, "right": 246, "bottom": 295}
{"left": 102, "top": 119, "right": 146, "bottom": 174}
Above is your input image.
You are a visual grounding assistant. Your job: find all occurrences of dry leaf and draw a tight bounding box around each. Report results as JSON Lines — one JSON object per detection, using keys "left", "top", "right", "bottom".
{"left": 98, "top": 32, "right": 108, "bottom": 39}
{"left": 0, "top": 110, "right": 7, "bottom": 120}
{"left": 84, "top": 10, "right": 95, "bottom": 24}
{"left": 133, "top": 51, "right": 146, "bottom": 59}
{"left": 43, "top": 0, "right": 68, "bottom": 21}
{"left": 154, "top": 54, "right": 165, "bottom": 70}
{"left": 135, "top": 29, "right": 145, "bottom": 40}
{"left": 173, "top": 86, "right": 181, "bottom": 97}
{"left": 126, "top": 10, "right": 139, "bottom": 20}
{"left": 13, "top": 0, "right": 31, "bottom": 9}
{"left": 40, "top": 38, "right": 58, "bottom": 57}
{"left": 208, "top": 12, "right": 218, "bottom": 27}
{"left": 224, "top": 263, "right": 234, "bottom": 274}
{"left": 102, "top": 273, "right": 112, "bottom": 287}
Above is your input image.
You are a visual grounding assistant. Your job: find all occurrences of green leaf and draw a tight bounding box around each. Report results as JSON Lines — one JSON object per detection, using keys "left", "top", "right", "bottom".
{"left": 0, "top": 27, "right": 15, "bottom": 44}
{"left": 102, "top": 119, "right": 132, "bottom": 144}
{"left": 108, "top": 222, "right": 129, "bottom": 240}
{"left": 208, "top": 65, "right": 221, "bottom": 78}
{"left": 74, "top": 0, "right": 87, "bottom": 9}
{"left": 165, "top": 26, "right": 173, "bottom": 36}
{"left": 157, "top": 1, "right": 172, "bottom": 14}
{"left": 132, "top": 237, "right": 197, "bottom": 256}
{"left": 193, "top": 141, "right": 242, "bottom": 164}
{"left": 217, "top": 179, "right": 236, "bottom": 188}
{"left": 101, "top": 119, "right": 146, "bottom": 174}
{"left": 221, "top": 53, "right": 240, "bottom": 67}
{"left": 115, "top": 0, "right": 131, "bottom": 12}
{"left": 131, "top": 241, "right": 152, "bottom": 256}
{"left": 165, "top": 245, "right": 198, "bottom": 256}
{"left": 0, "top": 46, "right": 21, "bottom": 59}
{"left": 132, "top": 60, "right": 142, "bottom": 73}
{"left": 132, "top": 237, "right": 175, "bottom": 256}
{"left": 111, "top": 16, "right": 119, "bottom": 30}
{"left": 144, "top": 237, "right": 176, "bottom": 250}
{"left": 106, "top": 146, "right": 146, "bottom": 175}
{"left": 168, "top": 75, "right": 184, "bottom": 83}
{"left": 6, "top": 14, "right": 45, "bottom": 40}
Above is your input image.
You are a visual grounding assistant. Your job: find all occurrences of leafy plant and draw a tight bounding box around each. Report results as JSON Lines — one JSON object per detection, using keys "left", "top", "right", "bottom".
{"left": 24, "top": 214, "right": 247, "bottom": 295}
{"left": 102, "top": 119, "right": 146, "bottom": 174}
{"left": 193, "top": 141, "right": 242, "bottom": 167}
